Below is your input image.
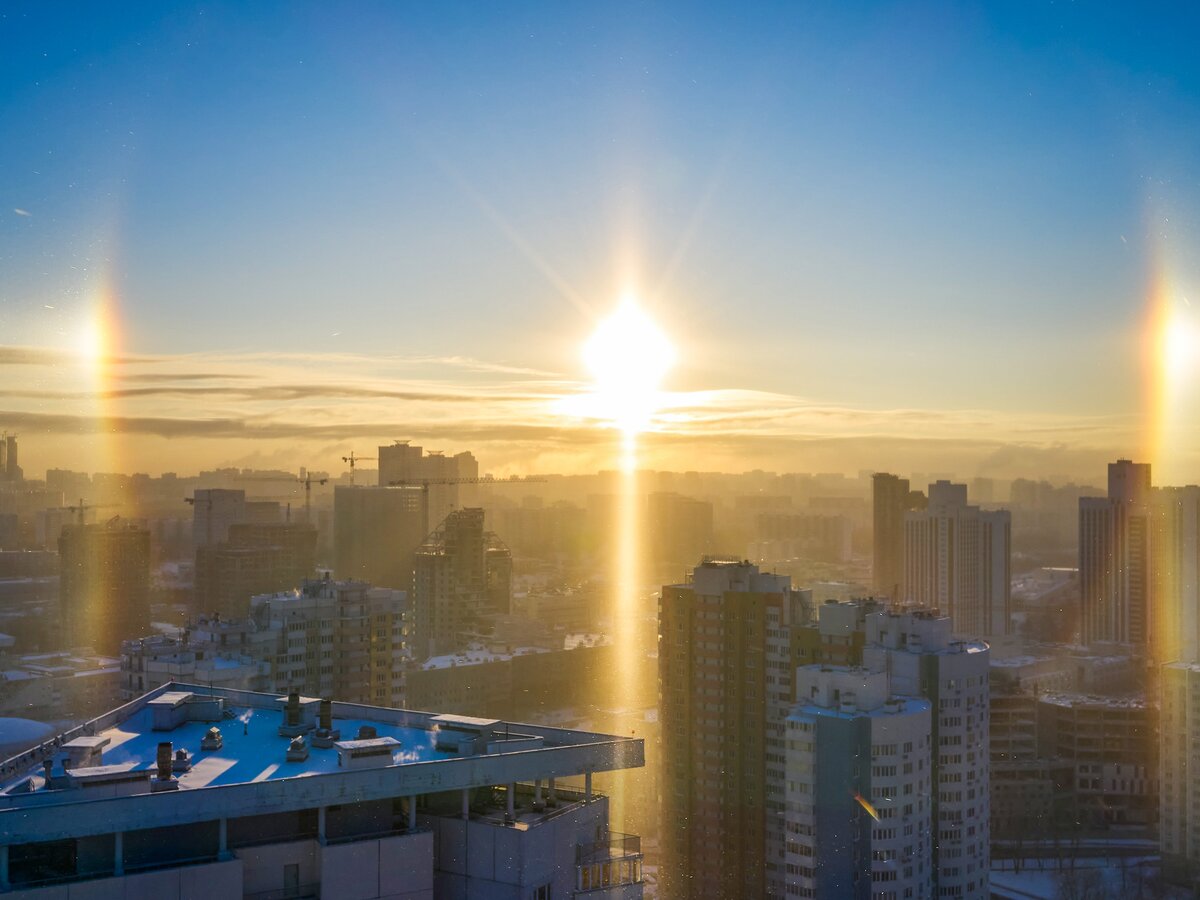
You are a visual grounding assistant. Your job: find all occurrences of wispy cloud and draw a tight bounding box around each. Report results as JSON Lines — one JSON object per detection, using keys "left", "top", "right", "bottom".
{"left": 0, "top": 343, "right": 1155, "bottom": 479}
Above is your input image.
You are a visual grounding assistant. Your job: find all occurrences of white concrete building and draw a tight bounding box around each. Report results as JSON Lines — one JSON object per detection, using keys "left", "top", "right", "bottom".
{"left": 785, "top": 666, "right": 933, "bottom": 899}
{"left": 864, "top": 611, "right": 990, "bottom": 900}
{"left": 122, "top": 578, "right": 406, "bottom": 708}
{"left": 0, "top": 683, "right": 644, "bottom": 899}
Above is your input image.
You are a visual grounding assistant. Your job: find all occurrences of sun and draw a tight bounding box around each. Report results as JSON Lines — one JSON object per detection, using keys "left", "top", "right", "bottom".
{"left": 579, "top": 297, "right": 676, "bottom": 434}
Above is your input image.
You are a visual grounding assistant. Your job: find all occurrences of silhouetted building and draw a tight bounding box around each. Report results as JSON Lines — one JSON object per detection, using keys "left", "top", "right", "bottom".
{"left": 1079, "top": 459, "right": 1153, "bottom": 647}
{"left": 333, "top": 484, "right": 427, "bottom": 591}
{"left": 194, "top": 522, "right": 317, "bottom": 618}
{"left": 59, "top": 520, "right": 150, "bottom": 654}
{"left": 1150, "top": 484, "right": 1200, "bottom": 663}
{"left": 377, "top": 441, "right": 477, "bottom": 525}
{"left": 644, "top": 493, "right": 713, "bottom": 572}
{"left": 0, "top": 433, "right": 22, "bottom": 482}
{"left": 873, "top": 472, "right": 911, "bottom": 598}
{"left": 190, "top": 488, "right": 246, "bottom": 548}
{"left": 904, "top": 481, "right": 1011, "bottom": 635}
{"left": 410, "top": 509, "right": 512, "bottom": 659}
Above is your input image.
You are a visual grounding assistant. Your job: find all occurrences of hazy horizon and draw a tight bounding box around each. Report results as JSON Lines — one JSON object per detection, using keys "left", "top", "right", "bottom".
{"left": 5, "top": 3, "right": 1200, "bottom": 483}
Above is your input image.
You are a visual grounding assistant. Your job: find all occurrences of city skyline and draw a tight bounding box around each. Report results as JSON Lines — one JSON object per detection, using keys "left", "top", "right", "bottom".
{"left": 4, "top": 4, "right": 1200, "bottom": 479}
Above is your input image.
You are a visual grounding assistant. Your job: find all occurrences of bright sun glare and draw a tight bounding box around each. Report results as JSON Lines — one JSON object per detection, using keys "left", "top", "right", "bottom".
{"left": 580, "top": 297, "right": 676, "bottom": 434}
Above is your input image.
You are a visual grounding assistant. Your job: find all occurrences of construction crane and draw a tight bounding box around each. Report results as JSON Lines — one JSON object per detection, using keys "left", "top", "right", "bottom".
{"left": 341, "top": 451, "right": 375, "bottom": 485}
{"left": 184, "top": 493, "right": 215, "bottom": 547}
{"left": 62, "top": 498, "right": 122, "bottom": 527}
{"left": 234, "top": 471, "right": 329, "bottom": 523}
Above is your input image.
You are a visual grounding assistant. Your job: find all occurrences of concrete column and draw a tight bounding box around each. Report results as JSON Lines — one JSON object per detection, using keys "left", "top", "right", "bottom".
{"left": 506, "top": 783, "right": 516, "bottom": 820}
{"left": 548, "top": 777, "right": 557, "bottom": 807}
{"left": 585, "top": 770, "right": 593, "bottom": 802}
{"left": 1, "top": 843, "right": 9, "bottom": 889}
{"left": 218, "top": 817, "right": 228, "bottom": 858}
{"left": 408, "top": 796, "right": 417, "bottom": 831}
{"left": 318, "top": 806, "right": 327, "bottom": 844}
{"left": 114, "top": 831, "right": 124, "bottom": 877}
{"left": 462, "top": 788, "right": 470, "bottom": 820}
{"left": 534, "top": 778, "right": 543, "bottom": 807}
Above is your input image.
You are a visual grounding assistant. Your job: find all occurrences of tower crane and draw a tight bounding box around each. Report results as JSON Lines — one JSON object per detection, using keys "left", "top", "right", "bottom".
{"left": 341, "top": 451, "right": 375, "bottom": 485}
{"left": 63, "top": 498, "right": 120, "bottom": 527}
{"left": 234, "top": 471, "right": 329, "bottom": 523}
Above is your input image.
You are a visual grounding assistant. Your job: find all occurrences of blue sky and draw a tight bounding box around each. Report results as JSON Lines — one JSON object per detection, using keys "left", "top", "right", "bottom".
{"left": 3, "top": 2, "right": 1200, "bottom": 476}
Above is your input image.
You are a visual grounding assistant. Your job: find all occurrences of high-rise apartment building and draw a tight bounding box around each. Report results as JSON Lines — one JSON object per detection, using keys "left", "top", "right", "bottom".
{"left": 874, "top": 472, "right": 911, "bottom": 599}
{"left": 194, "top": 521, "right": 317, "bottom": 617}
{"left": 660, "top": 560, "right": 992, "bottom": 900}
{"left": 0, "top": 434, "right": 22, "bottom": 481}
{"left": 644, "top": 492, "right": 714, "bottom": 573}
{"left": 376, "top": 441, "right": 478, "bottom": 525}
{"left": 58, "top": 520, "right": 150, "bottom": 654}
{"left": 1079, "top": 459, "right": 1153, "bottom": 647}
{"left": 1161, "top": 662, "right": 1200, "bottom": 877}
{"left": 333, "top": 484, "right": 427, "bottom": 591}
{"left": 1151, "top": 485, "right": 1200, "bottom": 663}
{"left": 409, "top": 508, "right": 512, "bottom": 660}
{"left": 864, "top": 611, "right": 991, "bottom": 900}
{"left": 784, "top": 666, "right": 934, "bottom": 898}
{"left": 126, "top": 577, "right": 407, "bottom": 707}
{"left": 658, "top": 559, "right": 812, "bottom": 899}
{"left": 904, "top": 480, "right": 1011, "bottom": 636}
{"left": 190, "top": 488, "right": 246, "bottom": 548}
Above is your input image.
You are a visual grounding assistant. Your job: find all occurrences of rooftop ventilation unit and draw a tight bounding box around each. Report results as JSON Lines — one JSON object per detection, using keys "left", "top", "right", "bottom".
{"left": 312, "top": 698, "right": 341, "bottom": 749}
{"left": 149, "top": 692, "right": 226, "bottom": 731}
{"left": 277, "top": 691, "right": 319, "bottom": 737}
{"left": 335, "top": 736, "right": 399, "bottom": 770}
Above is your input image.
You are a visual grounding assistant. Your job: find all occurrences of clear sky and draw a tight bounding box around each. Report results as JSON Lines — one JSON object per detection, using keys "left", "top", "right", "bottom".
{"left": 3, "top": 2, "right": 1200, "bottom": 480}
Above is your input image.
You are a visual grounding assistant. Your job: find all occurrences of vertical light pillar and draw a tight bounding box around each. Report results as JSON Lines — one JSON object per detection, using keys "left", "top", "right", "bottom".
{"left": 507, "top": 783, "right": 516, "bottom": 820}
{"left": 318, "top": 806, "right": 327, "bottom": 844}
{"left": 548, "top": 776, "right": 557, "bottom": 807}
{"left": 585, "top": 770, "right": 593, "bottom": 802}
{"left": 218, "top": 817, "right": 228, "bottom": 857}
{"left": 534, "top": 778, "right": 543, "bottom": 807}
{"left": 462, "top": 788, "right": 470, "bottom": 820}
{"left": 408, "top": 796, "right": 417, "bottom": 831}
{"left": 114, "top": 831, "right": 124, "bottom": 877}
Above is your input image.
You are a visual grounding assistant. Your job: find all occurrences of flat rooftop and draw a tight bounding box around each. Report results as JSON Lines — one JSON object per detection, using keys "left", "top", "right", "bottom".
{"left": 0, "top": 682, "right": 644, "bottom": 846}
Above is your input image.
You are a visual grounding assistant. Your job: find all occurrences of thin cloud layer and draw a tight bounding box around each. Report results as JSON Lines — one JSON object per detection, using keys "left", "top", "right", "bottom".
{"left": 0, "top": 344, "right": 1156, "bottom": 479}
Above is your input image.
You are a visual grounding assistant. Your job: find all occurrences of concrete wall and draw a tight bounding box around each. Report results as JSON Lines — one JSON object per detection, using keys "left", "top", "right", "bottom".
{"left": 6, "top": 858, "right": 241, "bottom": 900}
{"left": 431, "top": 798, "right": 610, "bottom": 900}
{"left": 235, "top": 837, "right": 319, "bottom": 896}
{"left": 320, "top": 831, "right": 433, "bottom": 900}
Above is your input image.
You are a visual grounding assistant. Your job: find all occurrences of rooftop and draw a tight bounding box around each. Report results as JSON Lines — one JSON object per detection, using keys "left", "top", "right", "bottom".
{"left": 0, "top": 682, "right": 644, "bottom": 846}
{"left": 1038, "top": 692, "right": 1150, "bottom": 711}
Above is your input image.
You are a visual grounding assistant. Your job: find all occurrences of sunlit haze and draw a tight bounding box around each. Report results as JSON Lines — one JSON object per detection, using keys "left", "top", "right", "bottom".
{"left": 6, "top": 7, "right": 1200, "bottom": 899}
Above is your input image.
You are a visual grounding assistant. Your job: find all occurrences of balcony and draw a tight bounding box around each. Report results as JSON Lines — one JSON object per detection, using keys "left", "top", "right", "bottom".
{"left": 576, "top": 832, "right": 643, "bottom": 894}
